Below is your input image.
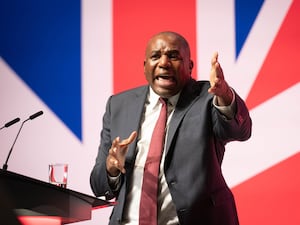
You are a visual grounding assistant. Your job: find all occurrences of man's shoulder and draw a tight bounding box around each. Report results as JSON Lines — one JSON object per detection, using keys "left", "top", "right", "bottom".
{"left": 114, "top": 85, "right": 148, "bottom": 96}
{"left": 184, "top": 79, "right": 211, "bottom": 95}
{"left": 193, "top": 79, "right": 210, "bottom": 88}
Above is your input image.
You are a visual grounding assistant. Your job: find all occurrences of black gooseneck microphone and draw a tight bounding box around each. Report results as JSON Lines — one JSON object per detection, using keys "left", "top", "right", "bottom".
{"left": 0, "top": 118, "right": 21, "bottom": 130}
{"left": 2, "top": 111, "right": 44, "bottom": 171}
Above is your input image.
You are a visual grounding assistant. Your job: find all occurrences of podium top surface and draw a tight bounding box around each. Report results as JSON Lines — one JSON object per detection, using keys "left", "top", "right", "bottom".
{"left": 0, "top": 169, "right": 113, "bottom": 209}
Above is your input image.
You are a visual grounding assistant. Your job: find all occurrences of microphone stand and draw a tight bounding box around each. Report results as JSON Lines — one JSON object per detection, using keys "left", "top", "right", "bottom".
{"left": 2, "top": 111, "right": 43, "bottom": 171}
{"left": 2, "top": 119, "right": 28, "bottom": 171}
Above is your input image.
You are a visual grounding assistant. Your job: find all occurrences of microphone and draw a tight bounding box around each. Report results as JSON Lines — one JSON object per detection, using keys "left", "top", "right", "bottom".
{"left": 29, "top": 110, "right": 43, "bottom": 120}
{"left": 2, "top": 111, "right": 44, "bottom": 171}
{"left": 0, "top": 117, "right": 21, "bottom": 130}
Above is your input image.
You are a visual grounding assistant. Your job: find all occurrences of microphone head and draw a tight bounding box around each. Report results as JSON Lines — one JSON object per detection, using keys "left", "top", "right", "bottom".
{"left": 29, "top": 111, "right": 43, "bottom": 120}
{"left": 4, "top": 117, "right": 21, "bottom": 128}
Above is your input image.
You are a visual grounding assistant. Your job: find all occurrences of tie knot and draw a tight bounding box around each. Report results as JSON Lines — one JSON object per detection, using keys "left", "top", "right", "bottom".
{"left": 159, "top": 97, "right": 168, "bottom": 105}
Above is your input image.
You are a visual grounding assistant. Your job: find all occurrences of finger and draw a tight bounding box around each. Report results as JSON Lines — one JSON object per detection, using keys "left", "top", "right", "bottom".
{"left": 127, "top": 131, "right": 138, "bottom": 144}
{"left": 107, "top": 156, "right": 125, "bottom": 175}
{"left": 111, "top": 156, "right": 126, "bottom": 174}
{"left": 208, "top": 85, "right": 217, "bottom": 94}
{"left": 108, "top": 147, "right": 118, "bottom": 166}
{"left": 110, "top": 137, "right": 120, "bottom": 155}
{"left": 107, "top": 149, "right": 124, "bottom": 167}
{"left": 208, "top": 76, "right": 222, "bottom": 93}
{"left": 213, "top": 77, "right": 221, "bottom": 87}
{"left": 119, "top": 131, "right": 138, "bottom": 146}
{"left": 114, "top": 160, "right": 126, "bottom": 173}
{"left": 209, "top": 68, "right": 219, "bottom": 87}
{"left": 111, "top": 136, "right": 121, "bottom": 148}
{"left": 211, "top": 51, "right": 218, "bottom": 66}
{"left": 210, "top": 52, "right": 219, "bottom": 83}
{"left": 216, "top": 62, "right": 224, "bottom": 79}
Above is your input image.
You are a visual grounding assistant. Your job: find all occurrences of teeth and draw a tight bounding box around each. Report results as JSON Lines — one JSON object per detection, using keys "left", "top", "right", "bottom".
{"left": 157, "top": 76, "right": 170, "bottom": 80}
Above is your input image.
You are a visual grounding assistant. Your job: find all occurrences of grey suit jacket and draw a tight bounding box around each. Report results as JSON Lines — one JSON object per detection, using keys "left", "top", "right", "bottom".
{"left": 90, "top": 79, "right": 252, "bottom": 225}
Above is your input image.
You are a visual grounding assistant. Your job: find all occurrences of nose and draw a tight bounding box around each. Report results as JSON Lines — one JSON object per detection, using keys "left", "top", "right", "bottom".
{"left": 158, "top": 55, "right": 170, "bottom": 68}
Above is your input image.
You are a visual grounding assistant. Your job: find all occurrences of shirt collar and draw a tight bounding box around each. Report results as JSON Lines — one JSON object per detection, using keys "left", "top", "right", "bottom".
{"left": 148, "top": 87, "right": 180, "bottom": 108}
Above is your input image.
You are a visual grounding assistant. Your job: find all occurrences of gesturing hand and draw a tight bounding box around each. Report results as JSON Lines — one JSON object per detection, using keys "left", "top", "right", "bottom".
{"left": 106, "top": 131, "right": 137, "bottom": 176}
{"left": 208, "top": 52, "right": 233, "bottom": 106}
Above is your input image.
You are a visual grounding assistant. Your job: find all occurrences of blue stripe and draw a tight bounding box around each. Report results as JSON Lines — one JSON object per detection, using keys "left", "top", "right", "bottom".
{"left": 235, "top": 0, "right": 264, "bottom": 59}
{"left": 0, "top": 0, "right": 82, "bottom": 140}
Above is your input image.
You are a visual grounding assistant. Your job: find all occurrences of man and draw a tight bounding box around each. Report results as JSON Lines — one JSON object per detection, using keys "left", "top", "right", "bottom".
{"left": 90, "top": 31, "right": 252, "bottom": 225}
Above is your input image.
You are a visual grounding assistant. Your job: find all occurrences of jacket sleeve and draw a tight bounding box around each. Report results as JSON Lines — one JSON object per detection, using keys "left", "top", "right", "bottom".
{"left": 212, "top": 90, "right": 252, "bottom": 143}
{"left": 90, "top": 96, "right": 121, "bottom": 200}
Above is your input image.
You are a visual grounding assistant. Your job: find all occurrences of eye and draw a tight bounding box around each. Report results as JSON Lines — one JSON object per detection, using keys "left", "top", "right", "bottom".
{"left": 167, "top": 51, "right": 181, "bottom": 60}
{"left": 150, "top": 53, "right": 160, "bottom": 60}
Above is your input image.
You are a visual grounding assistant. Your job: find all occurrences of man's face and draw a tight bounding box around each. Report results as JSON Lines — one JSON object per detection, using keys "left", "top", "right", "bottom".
{"left": 144, "top": 33, "right": 193, "bottom": 98}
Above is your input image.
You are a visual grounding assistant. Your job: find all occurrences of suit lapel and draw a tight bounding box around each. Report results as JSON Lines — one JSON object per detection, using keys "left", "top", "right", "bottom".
{"left": 125, "top": 86, "right": 149, "bottom": 163}
{"left": 165, "top": 79, "right": 199, "bottom": 155}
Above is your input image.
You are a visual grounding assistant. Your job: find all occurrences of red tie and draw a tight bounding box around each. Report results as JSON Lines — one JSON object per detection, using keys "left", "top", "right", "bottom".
{"left": 139, "top": 98, "right": 168, "bottom": 225}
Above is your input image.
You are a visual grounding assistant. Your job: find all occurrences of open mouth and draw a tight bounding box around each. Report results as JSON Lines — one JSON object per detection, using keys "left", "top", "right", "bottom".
{"left": 154, "top": 74, "right": 176, "bottom": 87}
{"left": 155, "top": 74, "right": 175, "bottom": 81}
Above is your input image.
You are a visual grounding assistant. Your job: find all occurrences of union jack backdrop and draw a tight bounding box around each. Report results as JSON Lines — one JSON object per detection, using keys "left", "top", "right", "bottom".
{"left": 0, "top": 0, "right": 299, "bottom": 224}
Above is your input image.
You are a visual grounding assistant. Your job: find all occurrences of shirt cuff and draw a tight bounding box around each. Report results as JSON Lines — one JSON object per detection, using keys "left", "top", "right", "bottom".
{"left": 107, "top": 172, "right": 121, "bottom": 191}
{"left": 213, "top": 88, "right": 236, "bottom": 120}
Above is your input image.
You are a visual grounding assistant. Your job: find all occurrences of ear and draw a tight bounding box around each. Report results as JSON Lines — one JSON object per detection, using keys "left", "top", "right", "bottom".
{"left": 189, "top": 60, "right": 194, "bottom": 72}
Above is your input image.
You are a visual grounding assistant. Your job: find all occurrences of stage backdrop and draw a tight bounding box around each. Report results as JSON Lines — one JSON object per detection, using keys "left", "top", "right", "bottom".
{"left": 1, "top": 0, "right": 299, "bottom": 224}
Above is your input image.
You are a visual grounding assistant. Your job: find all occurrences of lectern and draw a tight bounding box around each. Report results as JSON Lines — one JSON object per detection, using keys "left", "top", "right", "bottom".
{"left": 0, "top": 169, "right": 113, "bottom": 224}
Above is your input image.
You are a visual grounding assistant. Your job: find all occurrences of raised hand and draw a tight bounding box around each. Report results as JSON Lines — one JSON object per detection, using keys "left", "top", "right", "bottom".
{"left": 208, "top": 52, "right": 233, "bottom": 106}
{"left": 106, "top": 131, "right": 137, "bottom": 176}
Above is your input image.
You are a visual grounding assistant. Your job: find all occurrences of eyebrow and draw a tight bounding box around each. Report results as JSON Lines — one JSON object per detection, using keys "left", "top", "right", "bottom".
{"left": 150, "top": 49, "right": 180, "bottom": 54}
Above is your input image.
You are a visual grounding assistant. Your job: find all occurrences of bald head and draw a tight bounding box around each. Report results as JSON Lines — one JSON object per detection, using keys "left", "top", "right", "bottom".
{"left": 145, "top": 31, "right": 191, "bottom": 58}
